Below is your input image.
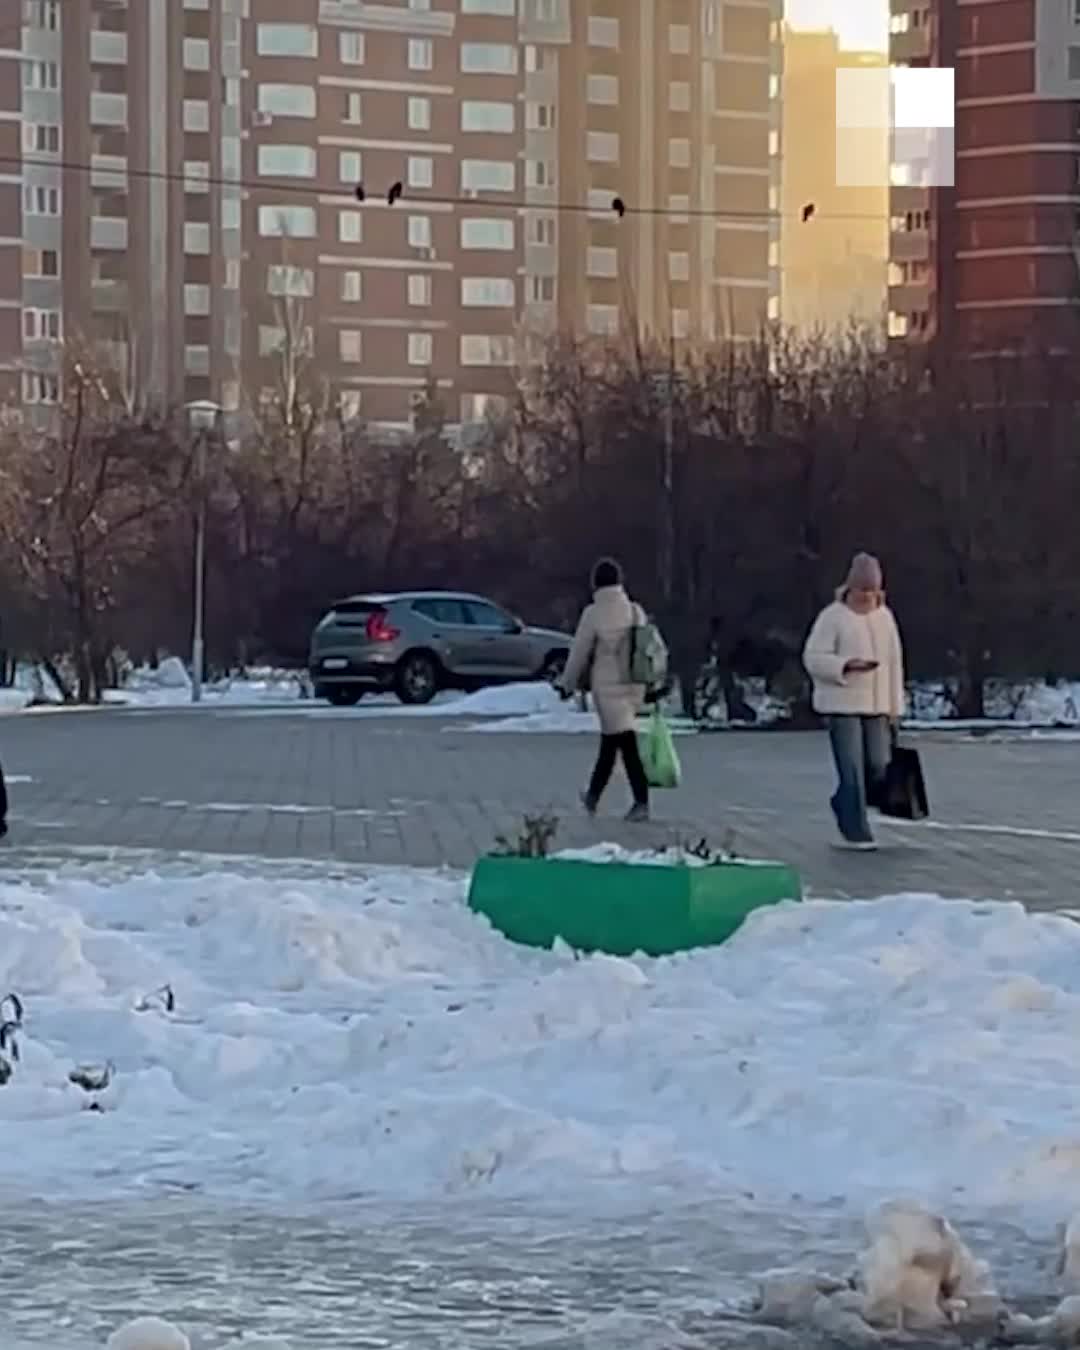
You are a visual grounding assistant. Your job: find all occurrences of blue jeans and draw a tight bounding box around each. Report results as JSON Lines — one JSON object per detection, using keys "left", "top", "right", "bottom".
{"left": 826, "top": 715, "right": 892, "bottom": 843}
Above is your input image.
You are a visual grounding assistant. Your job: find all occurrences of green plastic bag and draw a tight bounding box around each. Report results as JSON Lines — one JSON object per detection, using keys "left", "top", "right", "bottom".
{"left": 640, "top": 707, "right": 681, "bottom": 789}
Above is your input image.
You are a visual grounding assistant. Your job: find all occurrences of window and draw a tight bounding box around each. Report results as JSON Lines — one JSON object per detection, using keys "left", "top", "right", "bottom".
{"left": 460, "top": 392, "right": 507, "bottom": 422}
{"left": 258, "top": 84, "right": 317, "bottom": 118}
{"left": 461, "top": 159, "right": 515, "bottom": 191}
{"left": 461, "top": 0, "right": 515, "bottom": 12}
{"left": 534, "top": 0, "right": 560, "bottom": 18}
{"left": 23, "top": 308, "right": 61, "bottom": 340}
{"left": 669, "top": 252, "right": 690, "bottom": 282}
{"left": 23, "top": 123, "right": 60, "bottom": 154}
{"left": 587, "top": 131, "right": 619, "bottom": 163}
{"left": 339, "top": 31, "right": 365, "bottom": 64}
{"left": 586, "top": 74, "right": 618, "bottom": 105}
{"left": 23, "top": 372, "right": 60, "bottom": 405}
{"left": 257, "top": 23, "right": 318, "bottom": 57}
{"left": 669, "top": 23, "right": 691, "bottom": 53}
{"left": 341, "top": 270, "right": 363, "bottom": 302}
{"left": 527, "top": 275, "right": 556, "bottom": 302}
{"left": 462, "top": 101, "right": 515, "bottom": 133}
{"left": 408, "top": 215, "right": 432, "bottom": 248}
{"left": 23, "top": 61, "right": 59, "bottom": 90}
{"left": 268, "top": 265, "right": 315, "bottom": 297}
{"left": 464, "top": 600, "right": 514, "bottom": 630}
{"left": 408, "top": 0, "right": 432, "bottom": 9}
{"left": 408, "top": 274, "right": 432, "bottom": 306}
{"left": 669, "top": 138, "right": 691, "bottom": 168}
{"left": 345, "top": 92, "right": 363, "bottom": 124}
{"left": 587, "top": 16, "right": 619, "bottom": 47}
{"left": 184, "top": 284, "right": 210, "bottom": 316}
{"left": 339, "top": 390, "right": 363, "bottom": 421}
{"left": 528, "top": 215, "right": 555, "bottom": 246}
{"left": 340, "top": 150, "right": 363, "bottom": 184}
{"left": 408, "top": 332, "right": 433, "bottom": 366}
{"left": 460, "top": 43, "right": 518, "bottom": 74}
{"left": 24, "top": 2, "right": 61, "bottom": 31}
{"left": 587, "top": 246, "right": 617, "bottom": 278}
{"left": 461, "top": 277, "right": 515, "bottom": 307}
{"left": 339, "top": 210, "right": 363, "bottom": 243}
{"left": 526, "top": 103, "right": 557, "bottom": 130}
{"left": 183, "top": 160, "right": 210, "bottom": 193}
{"left": 340, "top": 330, "right": 363, "bottom": 362}
{"left": 587, "top": 305, "right": 619, "bottom": 335}
{"left": 413, "top": 597, "right": 469, "bottom": 625}
{"left": 225, "top": 260, "right": 241, "bottom": 289}
{"left": 408, "top": 96, "right": 431, "bottom": 131}
{"left": 525, "top": 44, "right": 554, "bottom": 73}
{"left": 258, "top": 204, "right": 317, "bottom": 237}
{"left": 408, "top": 156, "right": 434, "bottom": 189}
{"left": 526, "top": 159, "right": 555, "bottom": 188}
{"left": 183, "top": 38, "right": 210, "bottom": 70}
{"left": 461, "top": 217, "right": 514, "bottom": 250}
{"left": 460, "top": 334, "right": 513, "bottom": 366}
{"left": 1069, "top": 45, "right": 1080, "bottom": 80}
{"left": 669, "top": 81, "right": 691, "bottom": 112}
{"left": 185, "top": 222, "right": 210, "bottom": 253}
{"left": 258, "top": 144, "right": 317, "bottom": 177}
{"left": 408, "top": 38, "right": 433, "bottom": 70}
{"left": 769, "top": 129, "right": 780, "bottom": 156}
{"left": 888, "top": 311, "right": 909, "bottom": 338}
{"left": 23, "top": 185, "right": 60, "bottom": 215}
{"left": 183, "top": 99, "right": 209, "bottom": 132}
{"left": 23, "top": 247, "right": 59, "bottom": 278}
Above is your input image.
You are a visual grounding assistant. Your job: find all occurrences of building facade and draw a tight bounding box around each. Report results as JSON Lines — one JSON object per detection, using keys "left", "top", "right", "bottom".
{"left": 780, "top": 27, "right": 888, "bottom": 336}
{"left": 889, "top": 0, "right": 1080, "bottom": 358}
{"left": 6, "top": 0, "right": 779, "bottom": 431}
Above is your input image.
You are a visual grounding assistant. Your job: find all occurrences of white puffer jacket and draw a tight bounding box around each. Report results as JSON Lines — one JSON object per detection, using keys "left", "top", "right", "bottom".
{"left": 803, "top": 601, "right": 906, "bottom": 719}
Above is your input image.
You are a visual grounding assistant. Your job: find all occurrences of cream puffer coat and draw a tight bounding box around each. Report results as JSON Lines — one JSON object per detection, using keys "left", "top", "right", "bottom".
{"left": 560, "top": 585, "right": 645, "bottom": 735}
{"left": 803, "top": 600, "right": 906, "bottom": 719}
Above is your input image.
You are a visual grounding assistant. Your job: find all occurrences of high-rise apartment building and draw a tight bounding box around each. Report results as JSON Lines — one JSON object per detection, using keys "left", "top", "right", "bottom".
{"left": 5, "top": 0, "right": 779, "bottom": 431}
{"left": 889, "top": 0, "right": 1080, "bottom": 358}
{"left": 780, "top": 28, "right": 888, "bottom": 335}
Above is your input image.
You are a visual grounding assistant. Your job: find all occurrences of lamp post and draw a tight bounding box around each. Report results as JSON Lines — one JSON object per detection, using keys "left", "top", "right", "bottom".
{"left": 184, "top": 400, "right": 222, "bottom": 704}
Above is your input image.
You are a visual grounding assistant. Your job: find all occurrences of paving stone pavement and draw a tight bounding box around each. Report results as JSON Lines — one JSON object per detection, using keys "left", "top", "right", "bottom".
{"left": 0, "top": 706, "right": 1078, "bottom": 908}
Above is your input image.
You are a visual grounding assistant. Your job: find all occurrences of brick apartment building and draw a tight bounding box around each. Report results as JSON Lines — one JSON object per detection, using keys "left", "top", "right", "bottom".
{"left": 1, "top": 0, "right": 780, "bottom": 434}
{"left": 889, "top": 0, "right": 1080, "bottom": 359}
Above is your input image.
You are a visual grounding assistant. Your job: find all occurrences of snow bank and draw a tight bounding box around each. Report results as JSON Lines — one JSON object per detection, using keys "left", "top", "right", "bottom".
{"left": 0, "top": 664, "right": 65, "bottom": 714}
{"left": 4, "top": 867, "right": 1080, "bottom": 1223}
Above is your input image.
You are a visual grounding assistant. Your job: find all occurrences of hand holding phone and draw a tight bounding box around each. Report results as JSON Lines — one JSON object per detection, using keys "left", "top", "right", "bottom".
{"left": 844, "top": 658, "right": 879, "bottom": 675}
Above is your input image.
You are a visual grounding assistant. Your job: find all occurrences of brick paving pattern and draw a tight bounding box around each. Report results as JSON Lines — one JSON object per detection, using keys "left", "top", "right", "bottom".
{"left": 1, "top": 707, "right": 1077, "bottom": 908}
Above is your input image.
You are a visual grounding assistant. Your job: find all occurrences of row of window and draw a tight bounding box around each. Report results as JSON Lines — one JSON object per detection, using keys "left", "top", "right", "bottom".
{"left": 255, "top": 203, "right": 561, "bottom": 250}
{"left": 257, "top": 327, "right": 514, "bottom": 368}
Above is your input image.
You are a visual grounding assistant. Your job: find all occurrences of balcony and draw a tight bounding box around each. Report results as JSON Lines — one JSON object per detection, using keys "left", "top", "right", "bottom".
{"left": 90, "top": 216, "right": 128, "bottom": 250}
{"left": 90, "top": 30, "right": 128, "bottom": 65}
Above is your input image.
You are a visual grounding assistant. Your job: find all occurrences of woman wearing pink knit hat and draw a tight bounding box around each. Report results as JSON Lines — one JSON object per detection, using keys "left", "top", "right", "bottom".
{"left": 802, "top": 553, "right": 907, "bottom": 850}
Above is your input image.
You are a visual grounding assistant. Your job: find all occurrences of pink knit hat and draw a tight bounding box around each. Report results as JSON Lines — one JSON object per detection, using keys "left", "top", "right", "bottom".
{"left": 845, "top": 552, "right": 883, "bottom": 591}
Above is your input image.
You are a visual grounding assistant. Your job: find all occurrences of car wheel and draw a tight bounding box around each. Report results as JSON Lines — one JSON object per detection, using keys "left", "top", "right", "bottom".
{"left": 540, "top": 651, "right": 568, "bottom": 684}
{"left": 395, "top": 652, "right": 440, "bottom": 706}
{"left": 326, "top": 687, "right": 364, "bottom": 707}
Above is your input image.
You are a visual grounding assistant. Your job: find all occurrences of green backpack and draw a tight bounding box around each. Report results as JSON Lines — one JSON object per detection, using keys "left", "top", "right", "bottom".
{"left": 628, "top": 607, "right": 670, "bottom": 693}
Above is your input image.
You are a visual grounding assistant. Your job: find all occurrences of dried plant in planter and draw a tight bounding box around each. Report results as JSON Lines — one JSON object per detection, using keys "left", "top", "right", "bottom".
{"left": 0, "top": 1019, "right": 19, "bottom": 1086}
{"left": 492, "top": 813, "right": 559, "bottom": 859}
{"left": 134, "top": 984, "right": 175, "bottom": 1014}
{"left": 661, "top": 828, "right": 740, "bottom": 865}
{"left": 1, "top": 992, "right": 23, "bottom": 1026}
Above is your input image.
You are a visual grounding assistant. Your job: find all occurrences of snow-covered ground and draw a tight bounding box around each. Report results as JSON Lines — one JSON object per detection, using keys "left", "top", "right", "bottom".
{"left": 3, "top": 859, "right": 1080, "bottom": 1230}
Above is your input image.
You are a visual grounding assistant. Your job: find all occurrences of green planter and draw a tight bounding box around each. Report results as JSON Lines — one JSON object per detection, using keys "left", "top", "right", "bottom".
{"left": 467, "top": 856, "right": 802, "bottom": 957}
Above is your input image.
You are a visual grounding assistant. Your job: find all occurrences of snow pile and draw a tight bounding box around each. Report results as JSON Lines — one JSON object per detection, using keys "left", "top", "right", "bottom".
{"left": 910, "top": 679, "right": 1080, "bottom": 727}
{"left": 104, "top": 662, "right": 310, "bottom": 709}
{"left": 4, "top": 869, "right": 1080, "bottom": 1222}
{"left": 0, "top": 664, "right": 65, "bottom": 714}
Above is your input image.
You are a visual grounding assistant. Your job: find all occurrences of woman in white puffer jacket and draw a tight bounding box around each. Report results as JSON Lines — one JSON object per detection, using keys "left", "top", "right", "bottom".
{"left": 803, "top": 552, "right": 906, "bottom": 851}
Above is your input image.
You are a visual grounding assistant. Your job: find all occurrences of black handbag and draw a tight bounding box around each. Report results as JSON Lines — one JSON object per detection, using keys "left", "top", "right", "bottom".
{"left": 875, "top": 739, "right": 929, "bottom": 821}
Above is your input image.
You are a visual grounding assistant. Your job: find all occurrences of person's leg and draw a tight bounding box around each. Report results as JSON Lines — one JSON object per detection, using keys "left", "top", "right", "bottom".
{"left": 585, "top": 735, "right": 619, "bottom": 811}
{"left": 617, "top": 730, "right": 650, "bottom": 813}
{"left": 0, "top": 756, "right": 7, "bottom": 836}
{"left": 862, "top": 715, "right": 892, "bottom": 809}
{"left": 826, "top": 715, "right": 873, "bottom": 843}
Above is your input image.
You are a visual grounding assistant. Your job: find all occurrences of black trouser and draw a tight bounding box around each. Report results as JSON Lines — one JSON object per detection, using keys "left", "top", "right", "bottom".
{"left": 588, "top": 732, "right": 649, "bottom": 807}
{"left": 0, "top": 756, "right": 7, "bottom": 825}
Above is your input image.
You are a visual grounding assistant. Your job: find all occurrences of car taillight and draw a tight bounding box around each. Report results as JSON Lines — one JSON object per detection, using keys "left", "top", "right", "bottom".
{"left": 366, "top": 611, "right": 400, "bottom": 642}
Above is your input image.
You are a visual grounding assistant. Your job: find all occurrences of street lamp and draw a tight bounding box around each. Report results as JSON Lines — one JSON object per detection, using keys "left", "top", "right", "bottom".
{"left": 184, "top": 399, "right": 222, "bottom": 704}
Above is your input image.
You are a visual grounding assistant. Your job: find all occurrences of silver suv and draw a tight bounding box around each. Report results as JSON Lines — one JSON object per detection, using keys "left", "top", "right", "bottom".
{"left": 309, "top": 590, "right": 573, "bottom": 706}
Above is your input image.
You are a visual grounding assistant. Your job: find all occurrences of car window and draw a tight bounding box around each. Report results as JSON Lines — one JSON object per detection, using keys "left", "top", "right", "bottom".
{"left": 464, "top": 601, "right": 514, "bottom": 630}
{"left": 412, "top": 598, "right": 467, "bottom": 625}
{"left": 327, "top": 601, "right": 379, "bottom": 627}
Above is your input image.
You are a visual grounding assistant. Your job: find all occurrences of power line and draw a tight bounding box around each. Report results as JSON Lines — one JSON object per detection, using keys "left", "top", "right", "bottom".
{"left": 11, "top": 151, "right": 1078, "bottom": 228}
